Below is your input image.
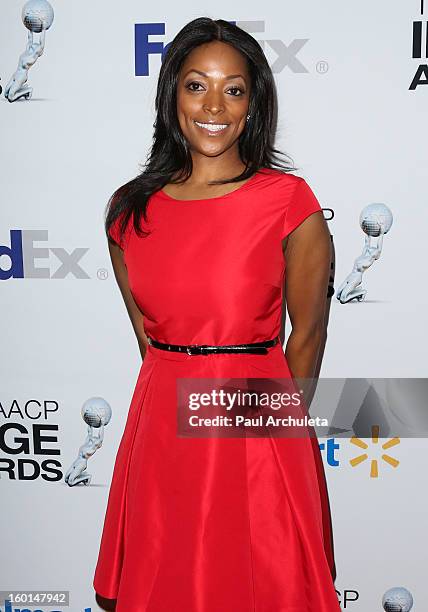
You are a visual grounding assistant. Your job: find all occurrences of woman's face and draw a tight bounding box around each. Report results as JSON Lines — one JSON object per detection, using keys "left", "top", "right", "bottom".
{"left": 176, "top": 40, "right": 251, "bottom": 158}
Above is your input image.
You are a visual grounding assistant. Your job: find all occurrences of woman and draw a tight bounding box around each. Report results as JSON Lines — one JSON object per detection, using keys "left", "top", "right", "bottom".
{"left": 93, "top": 16, "right": 340, "bottom": 612}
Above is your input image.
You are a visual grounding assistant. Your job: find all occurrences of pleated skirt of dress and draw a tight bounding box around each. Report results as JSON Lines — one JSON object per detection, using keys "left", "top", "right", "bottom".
{"left": 93, "top": 343, "right": 340, "bottom": 612}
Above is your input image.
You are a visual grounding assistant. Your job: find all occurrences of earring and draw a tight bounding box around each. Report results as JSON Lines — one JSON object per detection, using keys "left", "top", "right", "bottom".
{"left": 246, "top": 114, "right": 250, "bottom": 122}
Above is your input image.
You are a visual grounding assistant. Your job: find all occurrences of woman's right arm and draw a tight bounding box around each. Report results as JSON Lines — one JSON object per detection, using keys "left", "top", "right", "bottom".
{"left": 109, "top": 240, "right": 148, "bottom": 360}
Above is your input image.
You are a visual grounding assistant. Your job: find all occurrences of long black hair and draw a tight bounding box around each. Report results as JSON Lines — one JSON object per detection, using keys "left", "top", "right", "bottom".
{"left": 106, "top": 16, "right": 298, "bottom": 244}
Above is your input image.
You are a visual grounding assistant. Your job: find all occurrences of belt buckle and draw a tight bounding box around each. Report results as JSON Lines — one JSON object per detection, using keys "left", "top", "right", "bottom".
{"left": 186, "top": 345, "right": 209, "bottom": 355}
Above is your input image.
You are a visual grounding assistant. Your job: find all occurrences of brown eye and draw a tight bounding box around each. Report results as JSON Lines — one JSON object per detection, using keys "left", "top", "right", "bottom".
{"left": 185, "top": 81, "right": 204, "bottom": 92}
{"left": 228, "top": 86, "right": 245, "bottom": 96}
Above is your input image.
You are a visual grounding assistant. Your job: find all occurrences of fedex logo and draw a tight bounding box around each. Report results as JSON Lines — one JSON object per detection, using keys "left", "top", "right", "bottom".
{"left": 135, "top": 21, "right": 309, "bottom": 76}
{"left": 0, "top": 230, "right": 90, "bottom": 280}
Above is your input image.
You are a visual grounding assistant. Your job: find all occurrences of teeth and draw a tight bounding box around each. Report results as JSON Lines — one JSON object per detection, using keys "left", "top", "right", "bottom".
{"left": 195, "top": 121, "right": 228, "bottom": 132}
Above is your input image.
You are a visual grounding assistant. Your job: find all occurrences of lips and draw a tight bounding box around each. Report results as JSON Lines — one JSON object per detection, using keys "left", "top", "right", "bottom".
{"left": 194, "top": 120, "right": 230, "bottom": 133}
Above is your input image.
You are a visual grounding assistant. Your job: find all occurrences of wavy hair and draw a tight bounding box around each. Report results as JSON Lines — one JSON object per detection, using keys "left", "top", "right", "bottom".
{"left": 106, "top": 16, "right": 298, "bottom": 244}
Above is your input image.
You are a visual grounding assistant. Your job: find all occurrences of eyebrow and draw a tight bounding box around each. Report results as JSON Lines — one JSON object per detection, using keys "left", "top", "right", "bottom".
{"left": 182, "top": 69, "right": 246, "bottom": 80}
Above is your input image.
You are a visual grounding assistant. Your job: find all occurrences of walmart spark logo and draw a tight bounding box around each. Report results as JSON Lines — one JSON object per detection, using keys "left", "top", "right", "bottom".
{"left": 349, "top": 425, "right": 400, "bottom": 478}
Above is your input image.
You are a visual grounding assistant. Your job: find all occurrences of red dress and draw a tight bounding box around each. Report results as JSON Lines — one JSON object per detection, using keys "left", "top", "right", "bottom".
{"left": 93, "top": 167, "right": 340, "bottom": 611}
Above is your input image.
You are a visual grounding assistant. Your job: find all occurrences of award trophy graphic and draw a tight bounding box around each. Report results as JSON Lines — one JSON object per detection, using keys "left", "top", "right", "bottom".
{"left": 336, "top": 203, "right": 393, "bottom": 303}
{"left": 382, "top": 586, "right": 413, "bottom": 611}
{"left": 4, "top": 0, "right": 54, "bottom": 103}
{"left": 64, "top": 397, "right": 112, "bottom": 487}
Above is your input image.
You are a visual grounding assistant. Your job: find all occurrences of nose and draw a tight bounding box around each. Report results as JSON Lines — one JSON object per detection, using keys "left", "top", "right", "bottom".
{"left": 202, "top": 88, "right": 224, "bottom": 116}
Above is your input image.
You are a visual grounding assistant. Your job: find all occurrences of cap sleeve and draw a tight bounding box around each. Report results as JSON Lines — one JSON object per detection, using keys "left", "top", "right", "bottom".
{"left": 108, "top": 216, "right": 121, "bottom": 248}
{"left": 107, "top": 211, "right": 131, "bottom": 251}
{"left": 282, "top": 177, "right": 323, "bottom": 240}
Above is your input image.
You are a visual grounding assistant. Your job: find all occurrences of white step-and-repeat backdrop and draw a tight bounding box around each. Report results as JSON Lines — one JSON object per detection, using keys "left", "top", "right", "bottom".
{"left": 1, "top": 1, "right": 427, "bottom": 610}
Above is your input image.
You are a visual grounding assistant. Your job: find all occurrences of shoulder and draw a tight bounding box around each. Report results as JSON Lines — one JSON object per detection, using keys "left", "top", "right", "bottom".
{"left": 255, "top": 167, "right": 309, "bottom": 194}
{"left": 257, "top": 170, "right": 323, "bottom": 239}
{"left": 256, "top": 168, "right": 320, "bottom": 206}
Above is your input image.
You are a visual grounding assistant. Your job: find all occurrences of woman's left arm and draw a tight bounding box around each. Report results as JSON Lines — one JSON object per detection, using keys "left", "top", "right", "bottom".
{"left": 282, "top": 210, "right": 331, "bottom": 383}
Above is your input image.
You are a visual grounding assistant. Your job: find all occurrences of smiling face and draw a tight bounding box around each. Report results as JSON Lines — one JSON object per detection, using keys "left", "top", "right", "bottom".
{"left": 176, "top": 40, "right": 251, "bottom": 158}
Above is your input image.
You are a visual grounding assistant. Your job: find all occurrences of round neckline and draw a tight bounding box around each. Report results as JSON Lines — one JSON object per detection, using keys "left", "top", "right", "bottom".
{"left": 157, "top": 170, "right": 261, "bottom": 202}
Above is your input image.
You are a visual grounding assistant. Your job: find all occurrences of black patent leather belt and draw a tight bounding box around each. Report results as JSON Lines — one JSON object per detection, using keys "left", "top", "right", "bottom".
{"left": 147, "top": 335, "right": 279, "bottom": 355}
